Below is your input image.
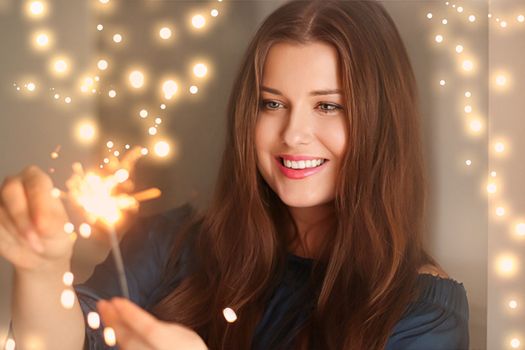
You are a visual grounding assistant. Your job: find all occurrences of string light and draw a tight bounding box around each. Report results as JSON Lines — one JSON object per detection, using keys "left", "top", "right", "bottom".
{"left": 189, "top": 85, "right": 199, "bottom": 94}
{"left": 4, "top": 338, "right": 15, "bottom": 350}
{"left": 79, "top": 223, "right": 92, "bottom": 238}
{"left": 139, "top": 109, "right": 148, "bottom": 118}
{"left": 153, "top": 140, "right": 170, "bottom": 157}
{"left": 192, "top": 14, "right": 206, "bottom": 29}
{"left": 159, "top": 27, "right": 172, "bottom": 40}
{"left": 426, "top": 12, "right": 433, "bottom": 19}
{"left": 193, "top": 63, "right": 208, "bottom": 78}
{"left": 112, "top": 33, "right": 123, "bottom": 43}
{"left": 104, "top": 327, "right": 117, "bottom": 346}
{"left": 148, "top": 126, "right": 157, "bottom": 135}
{"left": 108, "top": 89, "right": 117, "bottom": 98}
{"left": 87, "top": 312, "right": 101, "bottom": 329}
{"left": 456, "top": 45, "right": 464, "bottom": 53}
{"left": 64, "top": 222, "right": 75, "bottom": 234}
{"left": 129, "top": 70, "right": 145, "bottom": 89}
{"left": 63, "top": 272, "right": 74, "bottom": 286}
{"left": 435, "top": 34, "right": 443, "bottom": 43}
{"left": 162, "top": 79, "right": 178, "bottom": 99}
{"left": 211, "top": 9, "right": 219, "bottom": 17}
{"left": 60, "top": 289, "right": 76, "bottom": 309}
{"left": 222, "top": 307, "right": 237, "bottom": 323}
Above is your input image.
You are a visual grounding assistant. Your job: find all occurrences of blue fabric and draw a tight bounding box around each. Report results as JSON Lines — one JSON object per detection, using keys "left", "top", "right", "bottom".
{"left": 74, "top": 203, "right": 469, "bottom": 349}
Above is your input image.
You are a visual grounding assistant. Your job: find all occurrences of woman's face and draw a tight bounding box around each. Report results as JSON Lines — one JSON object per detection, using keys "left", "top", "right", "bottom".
{"left": 255, "top": 41, "right": 347, "bottom": 209}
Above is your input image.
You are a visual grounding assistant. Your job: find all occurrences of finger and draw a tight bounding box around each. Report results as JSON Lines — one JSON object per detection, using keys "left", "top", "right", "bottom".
{"left": 110, "top": 298, "right": 161, "bottom": 345}
{"left": 98, "top": 300, "right": 151, "bottom": 350}
{"left": 21, "top": 166, "right": 67, "bottom": 236}
{"left": 0, "top": 175, "right": 43, "bottom": 252}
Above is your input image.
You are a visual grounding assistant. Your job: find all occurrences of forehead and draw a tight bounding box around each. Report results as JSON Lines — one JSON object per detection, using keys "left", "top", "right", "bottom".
{"left": 261, "top": 41, "right": 342, "bottom": 92}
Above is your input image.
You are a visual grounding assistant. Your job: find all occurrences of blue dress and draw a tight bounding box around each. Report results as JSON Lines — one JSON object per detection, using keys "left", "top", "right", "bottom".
{"left": 75, "top": 203, "right": 470, "bottom": 349}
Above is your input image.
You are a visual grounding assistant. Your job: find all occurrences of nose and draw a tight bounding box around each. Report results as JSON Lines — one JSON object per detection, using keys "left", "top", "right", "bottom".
{"left": 281, "top": 103, "right": 313, "bottom": 146}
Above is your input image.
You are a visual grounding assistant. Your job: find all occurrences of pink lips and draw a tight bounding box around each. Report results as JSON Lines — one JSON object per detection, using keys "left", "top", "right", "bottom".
{"left": 275, "top": 156, "right": 328, "bottom": 179}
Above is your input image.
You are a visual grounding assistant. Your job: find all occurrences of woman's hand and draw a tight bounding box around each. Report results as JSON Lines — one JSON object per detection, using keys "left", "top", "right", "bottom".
{"left": 97, "top": 297, "right": 208, "bottom": 350}
{"left": 0, "top": 166, "right": 74, "bottom": 273}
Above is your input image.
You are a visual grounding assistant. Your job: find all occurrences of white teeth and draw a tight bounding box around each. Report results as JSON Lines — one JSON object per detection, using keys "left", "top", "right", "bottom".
{"left": 282, "top": 158, "right": 325, "bottom": 169}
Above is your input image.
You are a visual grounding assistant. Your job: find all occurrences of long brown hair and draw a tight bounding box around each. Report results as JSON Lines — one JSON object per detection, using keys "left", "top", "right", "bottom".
{"left": 150, "top": 0, "right": 439, "bottom": 348}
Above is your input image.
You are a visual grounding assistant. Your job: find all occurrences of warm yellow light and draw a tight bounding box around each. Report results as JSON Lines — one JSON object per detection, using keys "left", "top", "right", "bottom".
{"left": 496, "top": 207, "right": 505, "bottom": 216}
{"left": 76, "top": 120, "right": 97, "bottom": 144}
{"left": 511, "top": 338, "right": 520, "bottom": 348}
{"left": 160, "top": 103, "right": 166, "bottom": 110}
{"left": 211, "top": 9, "right": 219, "bottom": 17}
{"left": 426, "top": 12, "right": 433, "bottom": 19}
{"left": 148, "top": 127, "right": 158, "bottom": 136}
{"left": 487, "top": 183, "right": 497, "bottom": 194}
{"left": 27, "top": 82, "right": 36, "bottom": 91}
{"left": 106, "top": 140, "right": 114, "bottom": 148}
{"left": 435, "top": 34, "right": 443, "bottom": 43}
{"left": 465, "top": 160, "right": 472, "bottom": 166}
{"left": 469, "top": 119, "right": 482, "bottom": 133}
{"left": 154, "top": 140, "right": 170, "bottom": 157}
{"left": 455, "top": 45, "right": 464, "bottom": 53}
{"left": 65, "top": 96, "right": 72, "bottom": 104}
{"left": 113, "top": 150, "right": 120, "bottom": 157}
{"left": 496, "top": 254, "right": 517, "bottom": 277}
{"left": 159, "top": 27, "right": 172, "bottom": 39}
{"left": 87, "top": 312, "right": 101, "bottom": 329}
{"left": 462, "top": 60, "right": 473, "bottom": 71}
{"left": 465, "top": 91, "right": 471, "bottom": 98}
{"left": 52, "top": 58, "right": 69, "bottom": 75}
{"left": 51, "top": 188, "right": 61, "bottom": 198}
{"left": 104, "top": 327, "right": 117, "bottom": 346}
{"left": 64, "top": 222, "right": 75, "bottom": 234}
{"left": 162, "top": 80, "right": 178, "bottom": 99}
{"left": 464, "top": 105, "right": 472, "bottom": 113}
{"left": 27, "top": 1, "right": 46, "bottom": 18}
{"left": 97, "top": 24, "right": 104, "bottom": 31}
{"left": 496, "top": 74, "right": 507, "bottom": 86}
{"left": 155, "top": 117, "right": 162, "bottom": 124}
{"left": 60, "top": 289, "right": 76, "bottom": 309}
{"left": 139, "top": 109, "right": 148, "bottom": 118}
{"left": 99, "top": 0, "right": 109, "bottom": 4}
{"left": 129, "top": 70, "right": 145, "bottom": 89}
{"left": 518, "top": 15, "right": 525, "bottom": 23}
{"left": 108, "top": 89, "right": 117, "bottom": 98}
{"left": 222, "top": 307, "right": 237, "bottom": 323}
{"left": 490, "top": 171, "right": 497, "bottom": 177}
{"left": 113, "top": 33, "right": 122, "bottom": 43}
{"left": 79, "top": 223, "right": 92, "bottom": 238}
{"left": 468, "top": 15, "right": 476, "bottom": 22}
{"left": 192, "top": 14, "right": 206, "bottom": 29}
{"left": 500, "top": 21, "right": 508, "bottom": 28}
{"left": 33, "top": 31, "right": 52, "bottom": 49}
{"left": 193, "top": 63, "right": 208, "bottom": 78}
{"left": 494, "top": 142, "right": 505, "bottom": 153}
{"left": 439, "top": 80, "right": 446, "bottom": 86}
{"left": 5, "top": 338, "right": 15, "bottom": 350}
{"left": 189, "top": 85, "right": 199, "bottom": 94}
{"left": 442, "top": 19, "right": 448, "bottom": 25}
{"left": 62, "top": 272, "right": 74, "bottom": 286}
{"left": 141, "top": 148, "right": 149, "bottom": 155}
{"left": 457, "top": 6, "right": 463, "bottom": 13}
{"left": 114, "top": 169, "right": 129, "bottom": 183}
{"left": 516, "top": 223, "right": 525, "bottom": 236}
{"left": 509, "top": 300, "right": 518, "bottom": 309}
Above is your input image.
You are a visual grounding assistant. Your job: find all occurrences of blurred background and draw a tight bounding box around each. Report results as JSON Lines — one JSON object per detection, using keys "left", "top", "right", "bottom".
{"left": 0, "top": 0, "right": 524, "bottom": 349}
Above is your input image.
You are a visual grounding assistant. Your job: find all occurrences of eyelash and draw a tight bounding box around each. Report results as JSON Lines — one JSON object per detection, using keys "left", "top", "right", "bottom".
{"left": 260, "top": 100, "right": 344, "bottom": 114}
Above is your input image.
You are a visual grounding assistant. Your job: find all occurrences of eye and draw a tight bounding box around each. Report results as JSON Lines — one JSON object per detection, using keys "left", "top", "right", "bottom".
{"left": 260, "top": 100, "right": 284, "bottom": 110}
{"left": 318, "top": 103, "right": 343, "bottom": 114}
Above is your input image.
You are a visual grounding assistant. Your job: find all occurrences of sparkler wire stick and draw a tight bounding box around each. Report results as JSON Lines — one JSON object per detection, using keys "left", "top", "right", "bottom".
{"left": 108, "top": 226, "right": 130, "bottom": 299}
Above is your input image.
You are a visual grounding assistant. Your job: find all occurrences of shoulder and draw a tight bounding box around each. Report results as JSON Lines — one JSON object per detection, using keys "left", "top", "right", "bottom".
{"left": 417, "top": 264, "right": 449, "bottom": 279}
{"left": 385, "top": 272, "right": 470, "bottom": 350}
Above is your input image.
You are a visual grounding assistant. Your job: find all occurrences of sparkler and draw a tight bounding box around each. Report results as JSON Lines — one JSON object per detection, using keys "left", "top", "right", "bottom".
{"left": 61, "top": 146, "right": 161, "bottom": 299}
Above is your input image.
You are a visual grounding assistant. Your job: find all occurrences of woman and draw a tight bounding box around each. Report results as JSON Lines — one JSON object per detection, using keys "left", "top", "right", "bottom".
{"left": 1, "top": 0, "right": 469, "bottom": 349}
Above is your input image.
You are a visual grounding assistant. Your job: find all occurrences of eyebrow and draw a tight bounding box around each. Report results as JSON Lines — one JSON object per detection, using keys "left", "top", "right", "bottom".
{"left": 260, "top": 86, "right": 342, "bottom": 96}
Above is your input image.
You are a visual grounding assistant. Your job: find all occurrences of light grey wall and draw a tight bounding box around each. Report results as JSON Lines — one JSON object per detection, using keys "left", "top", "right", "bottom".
{"left": 0, "top": 1, "right": 492, "bottom": 349}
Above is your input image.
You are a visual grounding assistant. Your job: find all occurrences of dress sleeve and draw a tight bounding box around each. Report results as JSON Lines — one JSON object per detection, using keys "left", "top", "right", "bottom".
{"left": 385, "top": 274, "right": 470, "bottom": 350}
{"left": 73, "top": 202, "right": 195, "bottom": 350}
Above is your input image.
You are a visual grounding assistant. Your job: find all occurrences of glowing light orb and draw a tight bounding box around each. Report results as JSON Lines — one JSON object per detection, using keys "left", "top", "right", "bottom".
{"left": 79, "top": 223, "right": 92, "bottom": 238}
{"left": 465, "top": 91, "right": 471, "bottom": 97}
{"left": 518, "top": 15, "right": 525, "bottom": 23}
{"left": 113, "top": 33, "right": 122, "bottom": 43}
{"left": 61, "top": 289, "right": 76, "bottom": 309}
{"left": 108, "top": 89, "right": 117, "bottom": 98}
{"left": 148, "top": 127, "right": 158, "bottom": 136}
{"left": 141, "top": 148, "right": 149, "bottom": 155}
{"left": 114, "top": 150, "right": 120, "bottom": 157}
{"left": 496, "top": 254, "right": 516, "bottom": 276}
{"left": 462, "top": 60, "right": 473, "bottom": 71}
{"left": 65, "top": 96, "right": 72, "bottom": 104}
{"left": 516, "top": 223, "right": 525, "bottom": 236}
{"left": 222, "top": 307, "right": 237, "bottom": 323}
{"left": 457, "top": 6, "right": 463, "bottom": 13}
{"left": 494, "top": 142, "right": 505, "bottom": 153}
{"left": 162, "top": 80, "right": 178, "bottom": 99}
{"left": 155, "top": 117, "right": 162, "bottom": 124}
{"left": 486, "top": 183, "right": 497, "bottom": 194}
{"left": 27, "top": 1, "right": 46, "bottom": 17}
{"left": 64, "top": 222, "right": 75, "bottom": 234}
{"left": 192, "top": 14, "right": 206, "bottom": 29}
{"left": 76, "top": 121, "right": 97, "bottom": 143}
{"left": 160, "top": 103, "right": 166, "bottom": 110}
{"left": 435, "top": 34, "right": 443, "bottom": 43}
{"left": 509, "top": 300, "right": 518, "bottom": 309}
{"left": 154, "top": 140, "right": 170, "bottom": 157}
{"left": 189, "top": 85, "right": 198, "bottom": 94}
{"left": 27, "top": 82, "right": 36, "bottom": 91}
{"left": 441, "top": 19, "right": 448, "bottom": 25}
{"left": 129, "top": 70, "right": 145, "bottom": 88}
{"left": 211, "top": 9, "right": 219, "bottom": 17}
{"left": 63, "top": 272, "right": 74, "bottom": 286}
{"left": 34, "top": 32, "right": 50, "bottom": 48}
{"left": 469, "top": 119, "right": 482, "bottom": 132}
{"left": 464, "top": 105, "right": 472, "bottom": 113}
{"left": 193, "top": 63, "right": 208, "bottom": 78}
{"left": 104, "top": 327, "right": 117, "bottom": 346}
{"left": 159, "top": 27, "right": 172, "bottom": 39}
{"left": 106, "top": 141, "right": 114, "bottom": 148}
{"left": 53, "top": 58, "right": 69, "bottom": 74}
{"left": 511, "top": 338, "right": 520, "bottom": 348}
{"left": 468, "top": 15, "right": 476, "bottom": 22}
{"left": 114, "top": 169, "right": 129, "bottom": 183}
{"left": 87, "top": 312, "right": 101, "bottom": 329}
{"left": 439, "top": 80, "right": 446, "bottom": 86}
{"left": 500, "top": 21, "right": 507, "bottom": 28}
{"left": 5, "top": 338, "right": 15, "bottom": 350}
{"left": 139, "top": 109, "right": 148, "bottom": 118}
{"left": 496, "top": 75, "right": 507, "bottom": 86}
{"left": 495, "top": 207, "right": 505, "bottom": 216}
{"left": 426, "top": 12, "right": 432, "bottom": 19}
{"left": 465, "top": 160, "right": 472, "bottom": 166}
{"left": 455, "top": 45, "right": 463, "bottom": 53}
{"left": 97, "top": 24, "right": 104, "bottom": 31}
{"left": 99, "top": 0, "right": 109, "bottom": 4}
{"left": 51, "top": 188, "right": 61, "bottom": 198}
